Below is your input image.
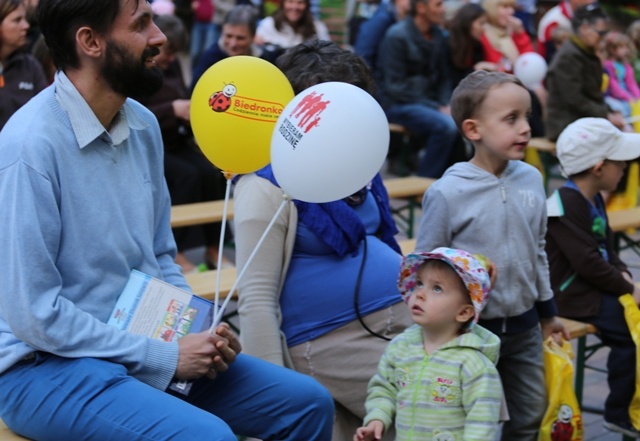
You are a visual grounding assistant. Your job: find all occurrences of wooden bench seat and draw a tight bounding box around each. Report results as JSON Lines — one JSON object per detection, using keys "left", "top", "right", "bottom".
{"left": 527, "top": 137, "right": 556, "bottom": 153}
{"left": 170, "top": 177, "right": 435, "bottom": 235}
{"left": 608, "top": 207, "right": 640, "bottom": 233}
{"left": 183, "top": 266, "right": 236, "bottom": 301}
{"left": 558, "top": 317, "right": 597, "bottom": 340}
{"left": 383, "top": 176, "right": 434, "bottom": 201}
{"left": 171, "top": 199, "right": 234, "bottom": 228}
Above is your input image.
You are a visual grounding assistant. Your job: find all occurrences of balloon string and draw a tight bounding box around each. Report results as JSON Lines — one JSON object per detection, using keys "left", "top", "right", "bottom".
{"left": 210, "top": 195, "right": 290, "bottom": 332}
{"left": 212, "top": 173, "right": 233, "bottom": 325}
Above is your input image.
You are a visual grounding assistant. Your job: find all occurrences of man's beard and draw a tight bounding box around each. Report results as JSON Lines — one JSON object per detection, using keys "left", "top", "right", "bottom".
{"left": 101, "top": 39, "right": 164, "bottom": 100}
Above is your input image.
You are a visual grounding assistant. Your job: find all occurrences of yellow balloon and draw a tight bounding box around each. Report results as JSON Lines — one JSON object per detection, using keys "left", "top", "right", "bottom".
{"left": 191, "top": 56, "right": 294, "bottom": 174}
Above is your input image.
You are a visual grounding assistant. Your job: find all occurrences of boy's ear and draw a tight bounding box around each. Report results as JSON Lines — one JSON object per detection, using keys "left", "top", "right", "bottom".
{"left": 456, "top": 304, "right": 475, "bottom": 324}
{"left": 461, "top": 118, "right": 480, "bottom": 141}
{"left": 591, "top": 160, "right": 606, "bottom": 176}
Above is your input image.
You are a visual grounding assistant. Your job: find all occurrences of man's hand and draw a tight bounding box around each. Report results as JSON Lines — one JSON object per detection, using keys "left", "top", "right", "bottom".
{"left": 540, "top": 316, "right": 570, "bottom": 344}
{"left": 176, "top": 332, "right": 221, "bottom": 380}
{"left": 354, "top": 420, "right": 384, "bottom": 441}
{"left": 175, "top": 324, "right": 241, "bottom": 380}
{"left": 208, "top": 323, "right": 241, "bottom": 377}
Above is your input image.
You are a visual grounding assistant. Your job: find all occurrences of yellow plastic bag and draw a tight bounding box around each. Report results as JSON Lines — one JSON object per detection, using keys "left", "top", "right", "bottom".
{"left": 618, "top": 294, "right": 640, "bottom": 429}
{"left": 539, "top": 338, "right": 584, "bottom": 441}
{"left": 631, "top": 100, "right": 640, "bottom": 133}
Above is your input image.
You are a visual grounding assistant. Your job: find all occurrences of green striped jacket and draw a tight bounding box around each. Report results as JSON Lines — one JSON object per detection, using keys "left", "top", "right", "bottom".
{"left": 363, "top": 324, "right": 503, "bottom": 440}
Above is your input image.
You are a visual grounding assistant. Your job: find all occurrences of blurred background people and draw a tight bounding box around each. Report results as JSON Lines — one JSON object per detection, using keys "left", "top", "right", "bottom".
{"left": 191, "top": 4, "right": 279, "bottom": 89}
{"left": 0, "top": 0, "right": 46, "bottom": 131}
{"left": 546, "top": 3, "right": 624, "bottom": 141}
{"left": 255, "top": 0, "right": 330, "bottom": 50}
{"left": 447, "top": 3, "right": 497, "bottom": 89}
{"left": 189, "top": 0, "right": 215, "bottom": 67}
{"left": 480, "top": 0, "right": 534, "bottom": 73}
{"left": 375, "top": 0, "right": 459, "bottom": 179}
{"left": 537, "top": 0, "right": 595, "bottom": 63}
{"left": 602, "top": 31, "right": 640, "bottom": 121}
{"left": 353, "top": 0, "right": 410, "bottom": 76}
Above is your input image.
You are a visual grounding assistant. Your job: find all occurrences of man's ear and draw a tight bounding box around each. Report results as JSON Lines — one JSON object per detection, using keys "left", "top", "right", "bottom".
{"left": 456, "top": 304, "right": 475, "bottom": 324}
{"left": 75, "top": 26, "right": 103, "bottom": 59}
{"left": 461, "top": 118, "right": 480, "bottom": 141}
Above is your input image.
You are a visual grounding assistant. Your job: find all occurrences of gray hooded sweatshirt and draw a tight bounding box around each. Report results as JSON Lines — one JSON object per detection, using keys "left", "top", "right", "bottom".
{"left": 415, "top": 160, "right": 557, "bottom": 334}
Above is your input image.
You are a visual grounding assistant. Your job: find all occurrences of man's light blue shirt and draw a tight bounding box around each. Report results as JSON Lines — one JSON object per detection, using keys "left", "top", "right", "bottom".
{"left": 0, "top": 71, "right": 184, "bottom": 390}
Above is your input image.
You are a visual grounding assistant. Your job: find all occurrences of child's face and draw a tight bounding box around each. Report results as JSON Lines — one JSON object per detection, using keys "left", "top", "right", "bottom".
{"left": 614, "top": 43, "right": 630, "bottom": 62}
{"left": 407, "top": 262, "right": 473, "bottom": 331}
{"left": 466, "top": 82, "right": 531, "bottom": 163}
{"left": 594, "top": 159, "right": 627, "bottom": 192}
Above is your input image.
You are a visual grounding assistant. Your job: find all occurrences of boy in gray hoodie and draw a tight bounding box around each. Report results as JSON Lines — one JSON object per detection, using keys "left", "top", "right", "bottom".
{"left": 415, "top": 70, "right": 568, "bottom": 441}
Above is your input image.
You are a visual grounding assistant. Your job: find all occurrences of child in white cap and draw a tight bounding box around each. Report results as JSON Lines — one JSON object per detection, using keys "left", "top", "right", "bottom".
{"left": 355, "top": 247, "right": 502, "bottom": 441}
{"left": 546, "top": 117, "right": 640, "bottom": 438}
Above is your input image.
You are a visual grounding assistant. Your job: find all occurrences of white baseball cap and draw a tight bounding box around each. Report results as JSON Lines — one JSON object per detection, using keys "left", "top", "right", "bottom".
{"left": 556, "top": 118, "right": 640, "bottom": 177}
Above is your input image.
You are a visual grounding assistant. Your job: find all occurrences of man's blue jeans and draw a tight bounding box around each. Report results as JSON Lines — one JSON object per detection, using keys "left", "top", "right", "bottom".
{"left": 0, "top": 353, "right": 334, "bottom": 440}
{"left": 190, "top": 21, "right": 217, "bottom": 67}
{"left": 385, "top": 103, "right": 459, "bottom": 178}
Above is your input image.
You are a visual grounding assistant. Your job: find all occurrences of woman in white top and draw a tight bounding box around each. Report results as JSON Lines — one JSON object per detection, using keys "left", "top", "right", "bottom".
{"left": 255, "top": 0, "right": 330, "bottom": 49}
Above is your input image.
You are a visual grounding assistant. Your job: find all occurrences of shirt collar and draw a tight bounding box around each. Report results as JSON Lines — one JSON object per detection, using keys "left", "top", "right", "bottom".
{"left": 54, "top": 70, "right": 148, "bottom": 149}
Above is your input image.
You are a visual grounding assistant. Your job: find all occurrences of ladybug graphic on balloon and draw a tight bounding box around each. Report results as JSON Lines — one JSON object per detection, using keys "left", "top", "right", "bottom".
{"left": 209, "top": 83, "right": 237, "bottom": 113}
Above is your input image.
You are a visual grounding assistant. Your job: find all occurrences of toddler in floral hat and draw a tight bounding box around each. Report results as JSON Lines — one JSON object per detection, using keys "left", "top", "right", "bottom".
{"left": 355, "top": 247, "right": 502, "bottom": 441}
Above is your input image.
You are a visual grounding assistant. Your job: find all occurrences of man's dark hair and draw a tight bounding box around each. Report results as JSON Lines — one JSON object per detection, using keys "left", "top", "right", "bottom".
{"left": 276, "top": 39, "right": 374, "bottom": 95}
{"left": 37, "top": 0, "right": 141, "bottom": 70}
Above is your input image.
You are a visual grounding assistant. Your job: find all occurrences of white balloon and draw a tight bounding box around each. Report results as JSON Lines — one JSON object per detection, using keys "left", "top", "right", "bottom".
{"left": 514, "top": 52, "right": 548, "bottom": 89}
{"left": 271, "top": 82, "right": 389, "bottom": 203}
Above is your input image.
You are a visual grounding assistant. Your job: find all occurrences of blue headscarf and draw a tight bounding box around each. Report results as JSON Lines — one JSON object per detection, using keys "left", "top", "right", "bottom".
{"left": 249, "top": 165, "right": 401, "bottom": 257}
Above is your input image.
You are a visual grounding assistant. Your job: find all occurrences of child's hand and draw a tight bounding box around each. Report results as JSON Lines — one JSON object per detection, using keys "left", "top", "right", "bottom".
{"left": 354, "top": 420, "right": 384, "bottom": 441}
{"left": 540, "top": 316, "right": 570, "bottom": 343}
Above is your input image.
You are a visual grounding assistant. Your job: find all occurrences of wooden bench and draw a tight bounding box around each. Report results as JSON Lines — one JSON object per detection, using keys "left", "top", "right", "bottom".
{"left": 171, "top": 199, "right": 234, "bottom": 228}
{"left": 608, "top": 207, "right": 640, "bottom": 256}
{"left": 170, "top": 176, "right": 435, "bottom": 238}
{"left": 183, "top": 267, "right": 236, "bottom": 301}
{"left": 527, "top": 137, "right": 556, "bottom": 153}
{"left": 384, "top": 176, "right": 434, "bottom": 239}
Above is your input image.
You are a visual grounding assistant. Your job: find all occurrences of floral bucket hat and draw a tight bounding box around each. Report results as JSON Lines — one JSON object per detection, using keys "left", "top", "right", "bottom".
{"left": 398, "top": 247, "right": 491, "bottom": 324}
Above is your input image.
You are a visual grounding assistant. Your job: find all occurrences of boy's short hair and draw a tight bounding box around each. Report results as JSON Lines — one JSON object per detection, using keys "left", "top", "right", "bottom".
{"left": 398, "top": 247, "right": 491, "bottom": 326}
{"left": 450, "top": 70, "right": 525, "bottom": 131}
{"left": 556, "top": 118, "right": 640, "bottom": 177}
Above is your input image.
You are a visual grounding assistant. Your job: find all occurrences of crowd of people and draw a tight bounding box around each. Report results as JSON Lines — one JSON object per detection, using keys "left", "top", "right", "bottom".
{"left": 2, "top": 0, "right": 640, "bottom": 440}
